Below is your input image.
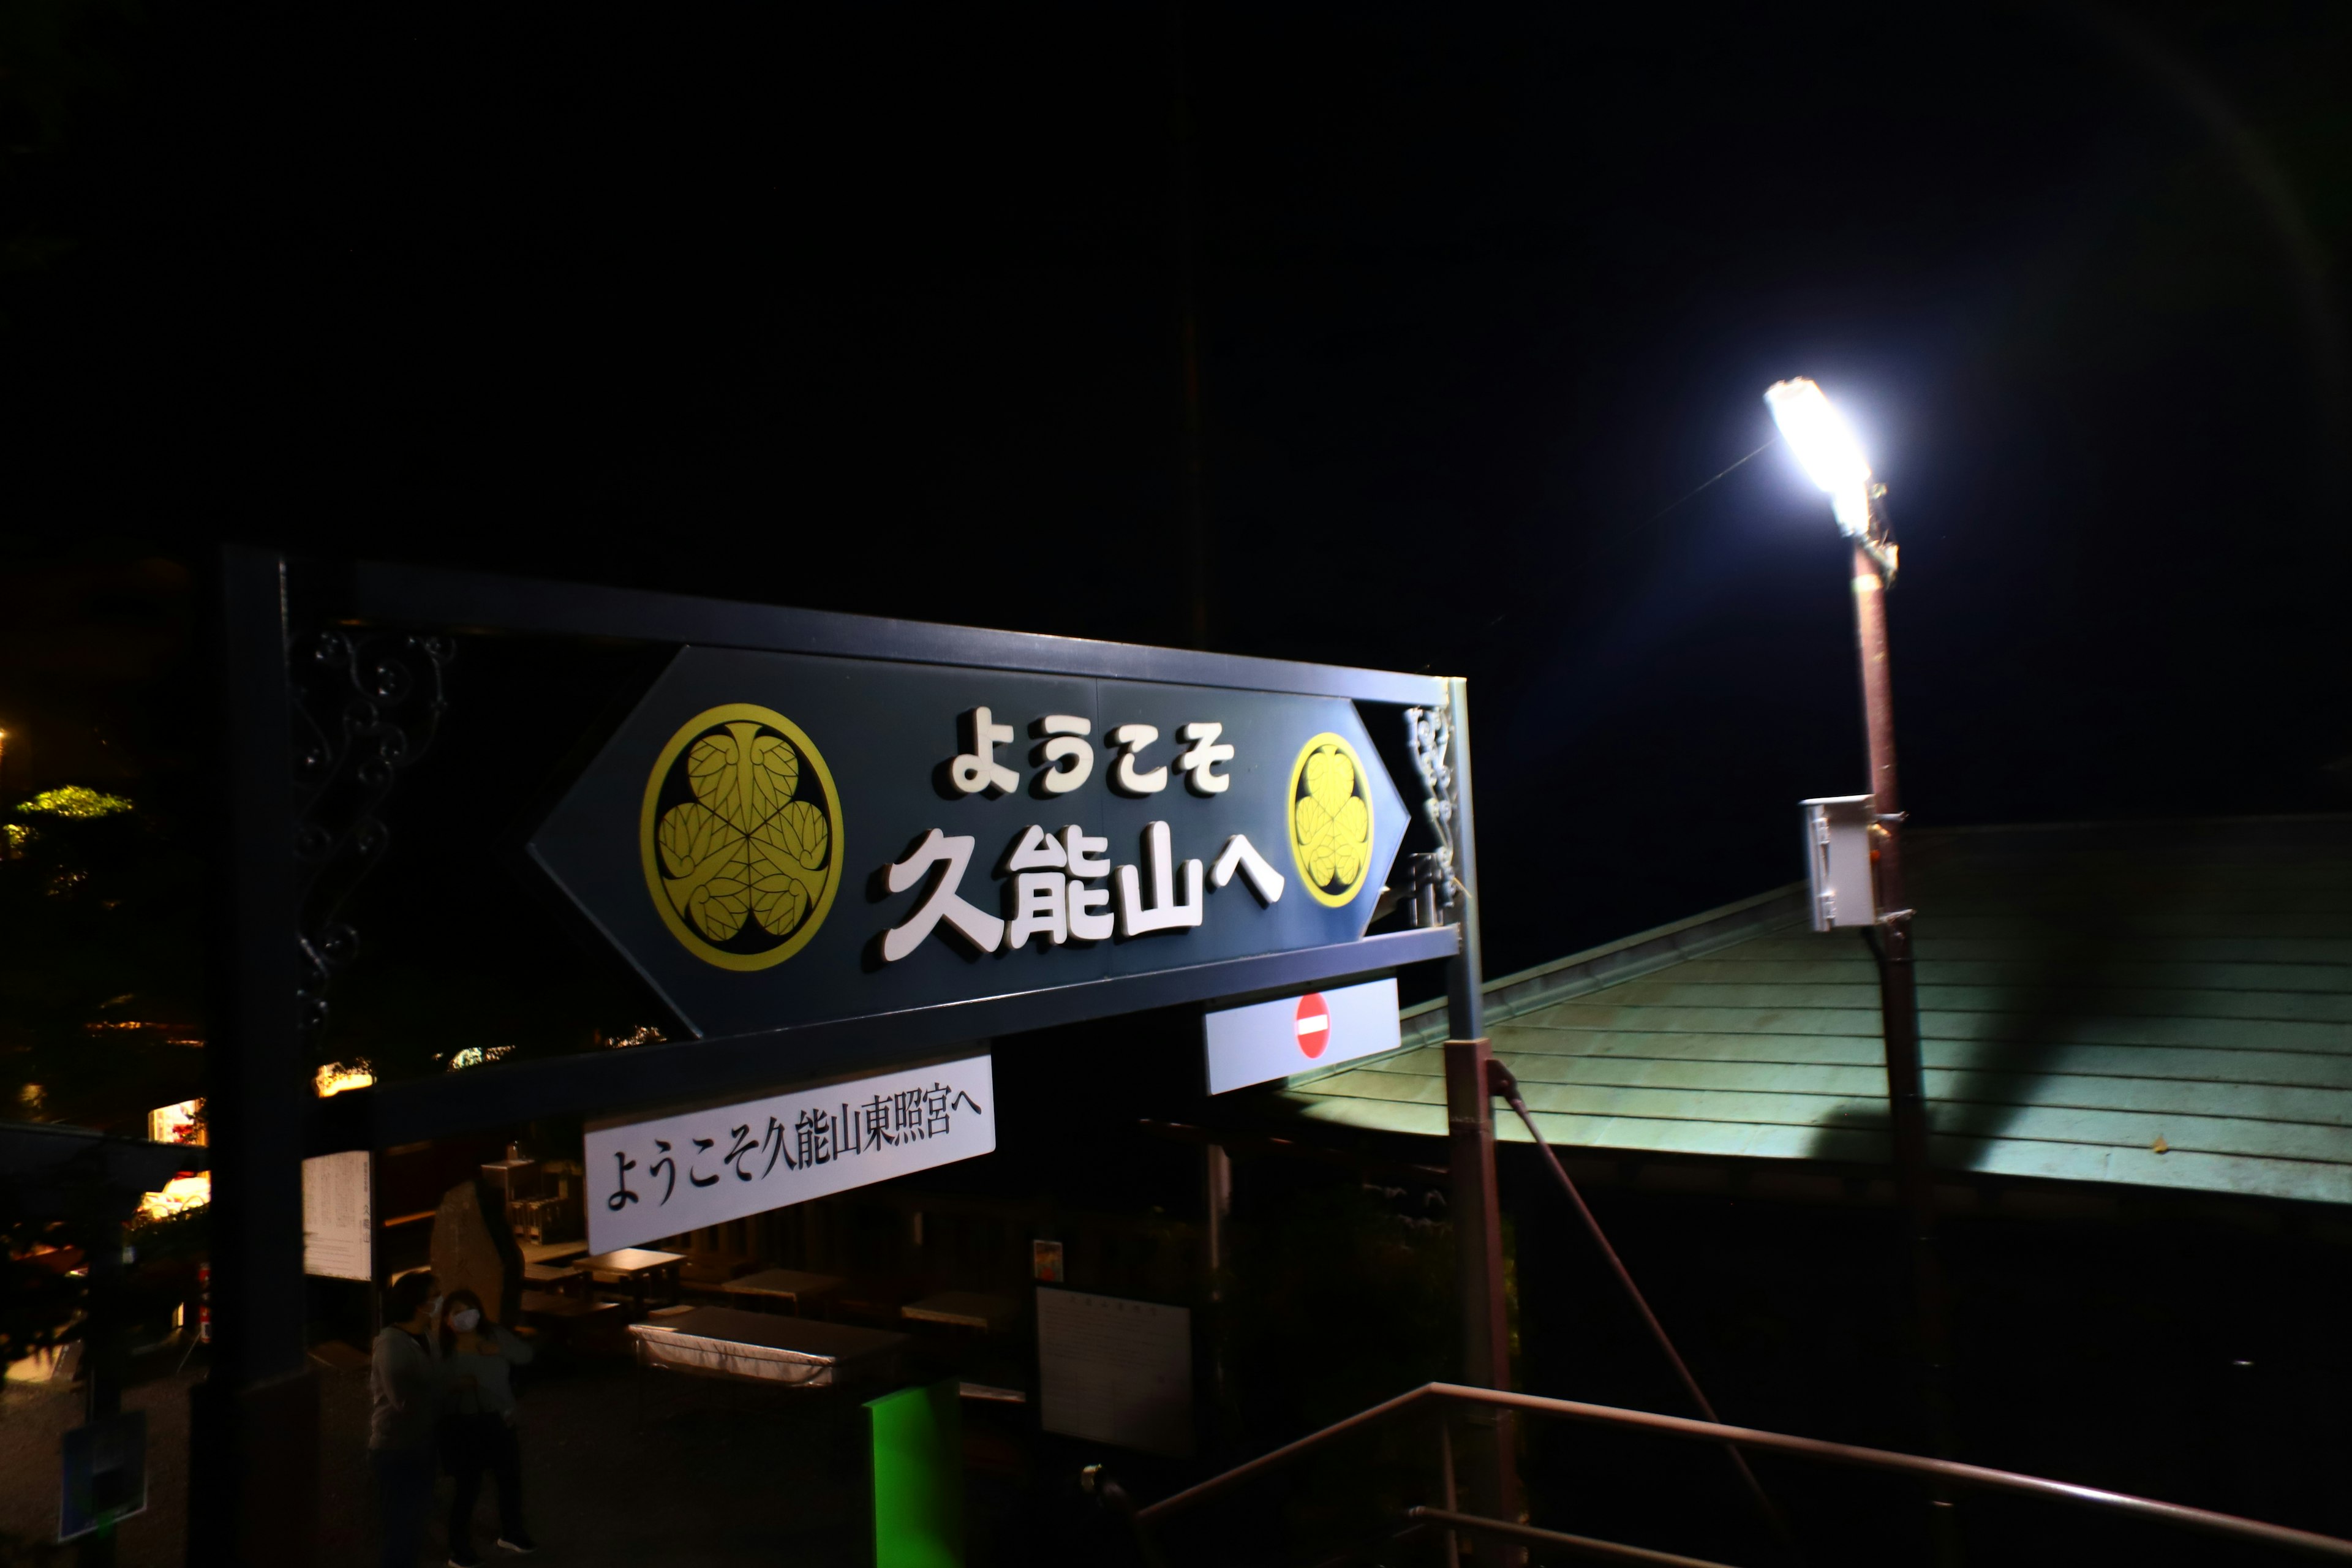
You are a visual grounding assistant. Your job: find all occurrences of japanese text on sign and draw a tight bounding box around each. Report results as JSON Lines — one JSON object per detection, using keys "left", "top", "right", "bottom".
{"left": 881, "top": 707, "right": 1283, "bottom": 963}
{"left": 584, "top": 1055, "right": 997, "bottom": 1253}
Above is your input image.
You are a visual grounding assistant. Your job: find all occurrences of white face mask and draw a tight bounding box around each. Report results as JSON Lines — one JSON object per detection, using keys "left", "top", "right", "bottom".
{"left": 450, "top": 1307, "right": 482, "bottom": 1333}
{"left": 423, "top": 1295, "right": 443, "bottom": 1322}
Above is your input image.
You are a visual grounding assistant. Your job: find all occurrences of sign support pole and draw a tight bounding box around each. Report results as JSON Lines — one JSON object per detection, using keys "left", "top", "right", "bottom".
{"left": 1439, "top": 677, "right": 1522, "bottom": 1548}
{"left": 189, "top": 546, "right": 320, "bottom": 1566}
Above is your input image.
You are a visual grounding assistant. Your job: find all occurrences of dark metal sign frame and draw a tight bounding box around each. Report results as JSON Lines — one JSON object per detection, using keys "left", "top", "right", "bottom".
{"left": 293, "top": 554, "right": 1458, "bottom": 1150}
{"left": 194, "top": 545, "right": 1483, "bottom": 1563}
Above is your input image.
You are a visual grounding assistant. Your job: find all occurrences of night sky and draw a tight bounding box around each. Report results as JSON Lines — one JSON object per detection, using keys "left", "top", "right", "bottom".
{"left": 1, "top": 1, "right": 2346, "bottom": 980}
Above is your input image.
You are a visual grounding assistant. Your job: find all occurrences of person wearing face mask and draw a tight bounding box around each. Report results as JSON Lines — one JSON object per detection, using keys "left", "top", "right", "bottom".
{"left": 434, "top": 1287, "right": 537, "bottom": 1563}
{"left": 370, "top": 1272, "right": 443, "bottom": 1568}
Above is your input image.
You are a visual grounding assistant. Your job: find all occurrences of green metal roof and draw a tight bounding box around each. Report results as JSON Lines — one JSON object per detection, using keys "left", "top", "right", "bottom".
{"left": 1278, "top": 816, "right": 2352, "bottom": 1205}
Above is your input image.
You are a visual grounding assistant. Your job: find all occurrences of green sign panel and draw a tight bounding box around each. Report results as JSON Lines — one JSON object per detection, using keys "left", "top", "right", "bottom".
{"left": 867, "top": 1379, "right": 962, "bottom": 1568}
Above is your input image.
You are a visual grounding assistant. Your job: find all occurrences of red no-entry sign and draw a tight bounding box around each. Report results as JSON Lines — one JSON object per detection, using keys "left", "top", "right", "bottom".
{"left": 1294, "top": 993, "right": 1331, "bottom": 1058}
{"left": 1203, "top": 976, "right": 1401, "bottom": 1095}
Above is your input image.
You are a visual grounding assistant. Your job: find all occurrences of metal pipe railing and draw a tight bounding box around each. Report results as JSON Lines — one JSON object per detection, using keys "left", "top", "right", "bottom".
{"left": 1298, "top": 1519, "right": 1435, "bottom": 1568}
{"left": 1446, "top": 1383, "right": 2352, "bottom": 1561}
{"left": 1134, "top": 1380, "right": 2352, "bottom": 1562}
{"left": 1411, "top": 1507, "right": 1739, "bottom": 1568}
{"left": 1488, "top": 1060, "right": 1790, "bottom": 1548}
{"left": 1136, "top": 1383, "right": 1434, "bottom": 1525}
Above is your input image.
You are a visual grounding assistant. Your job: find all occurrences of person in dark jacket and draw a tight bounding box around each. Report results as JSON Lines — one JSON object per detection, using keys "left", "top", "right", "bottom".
{"left": 369, "top": 1272, "right": 441, "bottom": 1568}
{"left": 435, "top": 1287, "right": 537, "bottom": 1563}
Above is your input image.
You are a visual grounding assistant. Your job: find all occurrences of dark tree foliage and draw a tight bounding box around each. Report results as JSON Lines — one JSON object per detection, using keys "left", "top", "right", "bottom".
{"left": 0, "top": 785, "right": 206, "bottom": 1129}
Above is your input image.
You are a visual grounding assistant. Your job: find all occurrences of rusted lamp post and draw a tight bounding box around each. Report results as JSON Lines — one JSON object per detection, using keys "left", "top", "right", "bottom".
{"left": 1765, "top": 379, "right": 1959, "bottom": 1512}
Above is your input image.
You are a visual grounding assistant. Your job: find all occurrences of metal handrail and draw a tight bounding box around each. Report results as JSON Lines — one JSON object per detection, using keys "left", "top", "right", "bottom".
{"left": 1490, "top": 1060, "right": 1789, "bottom": 1546}
{"left": 1411, "top": 1507, "right": 1737, "bottom": 1568}
{"left": 1137, "top": 1383, "right": 1433, "bottom": 1525}
{"left": 1134, "top": 1381, "right": 2352, "bottom": 1562}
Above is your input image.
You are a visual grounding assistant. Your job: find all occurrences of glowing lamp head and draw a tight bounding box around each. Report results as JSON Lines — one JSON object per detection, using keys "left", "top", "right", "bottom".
{"left": 1764, "top": 377, "right": 1872, "bottom": 535}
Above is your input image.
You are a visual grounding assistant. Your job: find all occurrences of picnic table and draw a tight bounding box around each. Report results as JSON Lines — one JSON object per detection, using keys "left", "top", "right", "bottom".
{"left": 522, "top": 1259, "right": 588, "bottom": 1297}
{"left": 577, "top": 1247, "right": 686, "bottom": 1313}
{"left": 518, "top": 1289, "right": 625, "bottom": 1350}
{"left": 720, "top": 1268, "right": 843, "bottom": 1316}
{"left": 518, "top": 1239, "right": 587, "bottom": 1266}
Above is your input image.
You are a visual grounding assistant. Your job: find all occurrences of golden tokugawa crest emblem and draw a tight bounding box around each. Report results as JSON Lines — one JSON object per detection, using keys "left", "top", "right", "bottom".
{"left": 639, "top": 704, "right": 842, "bottom": 970}
{"left": 1287, "top": 733, "right": 1374, "bottom": 908}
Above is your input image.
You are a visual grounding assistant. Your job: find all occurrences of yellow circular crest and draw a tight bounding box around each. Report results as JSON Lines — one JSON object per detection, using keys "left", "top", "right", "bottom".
{"left": 639, "top": 703, "right": 843, "bottom": 970}
{"left": 1287, "top": 733, "right": 1374, "bottom": 908}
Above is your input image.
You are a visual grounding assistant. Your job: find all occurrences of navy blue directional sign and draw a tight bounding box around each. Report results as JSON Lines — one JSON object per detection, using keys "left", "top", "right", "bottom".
{"left": 532, "top": 646, "right": 1415, "bottom": 1040}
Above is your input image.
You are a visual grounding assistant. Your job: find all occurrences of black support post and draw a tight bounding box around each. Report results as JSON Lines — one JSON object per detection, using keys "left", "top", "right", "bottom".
{"left": 1439, "top": 678, "right": 1522, "bottom": 1550}
{"left": 189, "top": 546, "right": 320, "bottom": 1566}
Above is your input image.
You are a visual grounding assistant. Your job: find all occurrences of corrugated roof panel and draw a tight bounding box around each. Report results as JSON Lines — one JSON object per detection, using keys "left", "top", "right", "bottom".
{"left": 1278, "top": 816, "right": 2352, "bottom": 1205}
{"left": 1585, "top": 978, "right": 2352, "bottom": 1022}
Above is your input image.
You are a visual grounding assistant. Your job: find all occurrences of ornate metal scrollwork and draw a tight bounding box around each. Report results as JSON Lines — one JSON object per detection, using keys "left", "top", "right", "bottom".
{"left": 1403, "top": 703, "right": 1458, "bottom": 927}
{"left": 289, "top": 630, "right": 454, "bottom": 1036}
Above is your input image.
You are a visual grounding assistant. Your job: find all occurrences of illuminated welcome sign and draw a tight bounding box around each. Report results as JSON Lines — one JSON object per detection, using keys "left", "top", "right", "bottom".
{"left": 530, "top": 647, "right": 1414, "bottom": 1041}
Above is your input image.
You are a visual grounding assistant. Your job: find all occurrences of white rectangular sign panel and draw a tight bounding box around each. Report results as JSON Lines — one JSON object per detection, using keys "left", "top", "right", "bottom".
{"left": 1037, "top": 1288, "right": 1194, "bottom": 1457}
{"left": 585, "top": 1054, "right": 996, "bottom": 1254}
{"left": 301, "top": 1150, "right": 372, "bottom": 1282}
{"left": 1203, "top": 976, "right": 1401, "bottom": 1095}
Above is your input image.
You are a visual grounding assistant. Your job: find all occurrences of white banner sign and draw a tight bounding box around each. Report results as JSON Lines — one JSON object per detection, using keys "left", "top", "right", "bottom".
{"left": 1037, "top": 1289, "right": 1194, "bottom": 1457}
{"left": 586, "top": 1055, "right": 997, "bottom": 1254}
{"left": 301, "top": 1151, "right": 372, "bottom": 1282}
{"left": 1202, "top": 976, "right": 1401, "bottom": 1094}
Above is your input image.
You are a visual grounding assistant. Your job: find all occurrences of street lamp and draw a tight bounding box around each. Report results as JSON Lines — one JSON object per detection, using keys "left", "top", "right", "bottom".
{"left": 1763, "top": 377, "right": 1874, "bottom": 537}
{"left": 1767, "top": 378, "right": 1957, "bottom": 1482}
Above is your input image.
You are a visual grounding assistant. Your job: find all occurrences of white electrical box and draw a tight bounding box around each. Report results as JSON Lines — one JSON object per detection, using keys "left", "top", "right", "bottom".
{"left": 1801, "top": 795, "right": 1878, "bottom": 932}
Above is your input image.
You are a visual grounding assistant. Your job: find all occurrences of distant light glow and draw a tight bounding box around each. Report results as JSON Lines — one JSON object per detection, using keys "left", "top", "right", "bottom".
{"left": 315, "top": 1062, "right": 374, "bottom": 1097}
{"left": 140, "top": 1172, "right": 211, "bottom": 1222}
{"left": 1763, "top": 378, "right": 1872, "bottom": 535}
{"left": 149, "top": 1098, "right": 203, "bottom": 1144}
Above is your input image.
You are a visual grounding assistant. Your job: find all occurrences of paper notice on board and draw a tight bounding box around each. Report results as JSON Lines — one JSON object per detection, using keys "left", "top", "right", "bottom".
{"left": 302, "top": 1151, "right": 372, "bottom": 1282}
{"left": 1036, "top": 1288, "right": 1194, "bottom": 1457}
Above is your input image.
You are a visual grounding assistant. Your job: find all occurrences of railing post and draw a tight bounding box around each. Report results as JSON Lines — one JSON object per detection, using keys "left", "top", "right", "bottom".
{"left": 1445, "top": 1039, "right": 1521, "bottom": 1550}
{"left": 1439, "top": 1414, "right": 1462, "bottom": 1568}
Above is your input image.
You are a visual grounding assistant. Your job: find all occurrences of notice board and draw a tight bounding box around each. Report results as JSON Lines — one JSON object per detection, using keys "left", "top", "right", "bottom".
{"left": 301, "top": 1150, "right": 372, "bottom": 1282}
{"left": 1036, "top": 1288, "right": 1194, "bottom": 1458}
